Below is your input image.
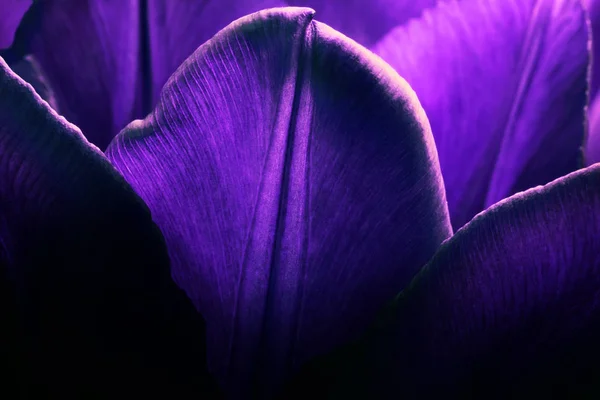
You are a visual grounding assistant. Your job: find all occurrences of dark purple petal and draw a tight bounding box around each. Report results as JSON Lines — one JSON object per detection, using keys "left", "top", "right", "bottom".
{"left": 285, "top": 163, "right": 600, "bottom": 398}
{"left": 292, "top": 0, "right": 437, "bottom": 47}
{"left": 0, "top": 0, "right": 30, "bottom": 49}
{"left": 0, "top": 57, "right": 219, "bottom": 398}
{"left": 26, "top": 0, "right": 142, "bottom": 150}
{"left": 374, "top": 0, "right": 589, "bottom": 230}
{"left": 106, "top": 7, "right": 452, "bottom": 397}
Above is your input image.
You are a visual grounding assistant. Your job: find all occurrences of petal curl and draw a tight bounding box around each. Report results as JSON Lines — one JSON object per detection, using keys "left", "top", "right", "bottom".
{"left": 374, "top": 0, "right": 589, "bottom": 229}
{"left": 106, "top": 7, "right": 452, "bottom": 397}
{"left": 0, "top": 57, "right": 218, "bottom": 398}
{"left": 285, "top": 163, "right": 600, "bottom": 398}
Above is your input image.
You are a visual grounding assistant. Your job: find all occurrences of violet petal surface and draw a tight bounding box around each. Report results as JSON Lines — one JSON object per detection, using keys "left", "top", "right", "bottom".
{"left": 374, "top": 0, "right": 589, "bottom": 229}
{"left": 106, "top": 7, "right": 452, "bottom": 397}
{"left": 284, "top": 163, "right": 600, "bottom": 398}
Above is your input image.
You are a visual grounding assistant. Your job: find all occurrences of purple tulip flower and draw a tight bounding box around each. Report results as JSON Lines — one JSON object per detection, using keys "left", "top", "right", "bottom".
{"left": 1, "top": 0, "right": 599, "bottom": 398}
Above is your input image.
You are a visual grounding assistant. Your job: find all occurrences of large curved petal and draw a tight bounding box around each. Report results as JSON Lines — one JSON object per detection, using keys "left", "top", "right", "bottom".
{"left": 0, "top": 0, "right": 30, "bottom": 49}
{"left": 284, "top": 163, "right": 600, "bottom": 398}
{"left": 374, "top": 0, "right": 589, "bottom": 230}
{"left": 24, "top": 0, "right": 142, "bottom": 150}
{"left": 106, "top": 7, "right": 452, "bottom": 397}
{"left": 0, "top": 57, "right": 219, "bottom": 398}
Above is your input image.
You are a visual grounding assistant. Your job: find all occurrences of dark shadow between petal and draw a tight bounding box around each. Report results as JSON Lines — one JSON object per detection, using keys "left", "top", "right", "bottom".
{"left": 0, "top": 57, "right": 220, "bottom": 398}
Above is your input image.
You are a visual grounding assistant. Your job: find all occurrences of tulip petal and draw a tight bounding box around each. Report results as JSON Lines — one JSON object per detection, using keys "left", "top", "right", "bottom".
{"left": 106, "top": 7, "right": 452, "bottom": 397}
{"left": 586, "top": 95, "right": 600, "bottom": 164}
{"left": 584, "top": 0, "right": 600, "bottom": 100}
{"left": 284, "top": 163, "right": 600, "bottom": 398}
{"left": 7, "top": 55, "right": 59, "bottom": 111}
{"left": 0, "top": 0, "right": 30, "bottom": 49}
{"left": 0, "top": 57, "right": 219, "bottom": 398}
{"left": 293, "top": 0, "right": 437, "bottom": 47}
{"left": 24, "top": 0, "right": 142, "bottom": 150}
{"left": 374, "top": 0, "right": 589, "bottom": 230}
{"left": 146, "top": 0, "right": 285, "bottom": 107}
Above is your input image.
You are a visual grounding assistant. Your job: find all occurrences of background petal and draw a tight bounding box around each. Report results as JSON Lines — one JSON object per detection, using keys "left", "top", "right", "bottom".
{"left": 293, "top": 0, "right": 437, "bottom": 47}
{"left": 0, "top": 57, "right": 219, "bottom": 398}
{"left": 147, "top": 0, "right": 439, "bottom": 108}
{"left": 584, "top": 0, "right": 600, "bottom": 164}
{"left": 284, "top": 163, "right": 600, "bottom": 398}
{"left": 587, "top": 94, "right": 600, "bottom": 164}
{"left": 584, "top": 0, "right": 600, "bottom": 100}
{"left": 106, "top": 7, "right": 452, "bottom": 397}
{"left": 0, "top": 0, "right": 30, "bottom": 49}
{"left": 374, "top": 0, "right": 589, "bottom": 230}
{"left": 25, "top": 0, "right": 142, "bottom": 150}
{"left": 13, "top": 0, "right": 440, "bottom": 149}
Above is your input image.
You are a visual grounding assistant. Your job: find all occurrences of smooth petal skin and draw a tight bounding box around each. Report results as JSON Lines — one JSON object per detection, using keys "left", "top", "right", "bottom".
{"left": 284, "top": 163, "right": 600, "bottom": 399}
{"left": 584, "top": 0, "right": 600, "bottom": 100}
{"left": 0, "top": 58, "right": 219, "bottom": 398}
{"left": 106, "top": 7, "right": 452, "bottom": 397}
{"left": 587, "top": 95, "right": 600, "bottom": 164}
{"left": 294, "top": 0, "right": 437, "bottom": 47}
{"left": 0, "top": 0, "right": 30, "bottom": 49}
{"left": 25, "top": 0, "right": 142, "bottom": 150}
{"left": 7, "top": 55, "right": 59, "bottom": 111}
{"left": 374, "top": 0, "right": 589, "bottom": 230}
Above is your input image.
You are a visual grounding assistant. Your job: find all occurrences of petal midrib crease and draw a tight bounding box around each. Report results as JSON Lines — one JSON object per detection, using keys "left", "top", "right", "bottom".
{"left": 227, "top": 13, "right": 316, "bottom": 396}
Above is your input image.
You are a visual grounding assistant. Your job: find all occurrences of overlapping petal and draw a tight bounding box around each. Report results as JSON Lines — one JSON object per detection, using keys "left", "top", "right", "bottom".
{"left": 106, "top": 7, "right": 452, "bottom": 397}
{"left": 584, "top": 0, "right": 600, "bottom": 100}
{"left": 6, "top": 0, "right": 443, "bottom": 149}
{"left": 587, "top": 95, "right": 600, "bottom": 164}
{"left": 293, "top": 0, "right": 437, "bottom": 47}
{"left": 0, "top": 57, "right": 219, "bottom": 398}
{"left": 375, "top": 0, "right": 589, "bottom": 229}
{"left": 285, "top": 163, "right": 600, "bottom": 398}
{"left": 0, "top": 0, "right": 30, "bottom": 49}
{"left": 22, "top": 0, "right": 142, "bottom": 150}
{"left": 584, "top": 0, "right": 600, "bottom": 164}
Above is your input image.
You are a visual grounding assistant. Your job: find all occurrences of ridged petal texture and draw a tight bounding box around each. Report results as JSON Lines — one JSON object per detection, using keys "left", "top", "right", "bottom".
{"left": 0, "top": 57, "right": 219, "bottom": 398}
{"left": 284, "top": 163, "right": 600, "bottom": 398}
{"left": 375, "top": 0, "right": 589, "bottom": 229}
{"left": 106, "top": 7, "right": 452, "bottom": 398}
